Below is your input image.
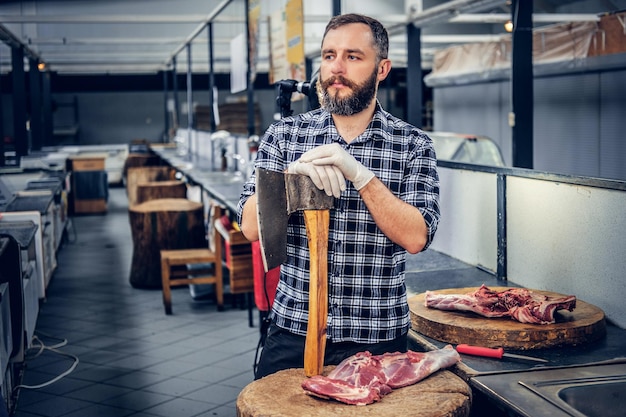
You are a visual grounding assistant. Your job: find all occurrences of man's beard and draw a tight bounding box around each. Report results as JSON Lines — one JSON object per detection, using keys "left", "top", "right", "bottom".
{"left": 318, "top": 69, "right": 378, "bottom": 116}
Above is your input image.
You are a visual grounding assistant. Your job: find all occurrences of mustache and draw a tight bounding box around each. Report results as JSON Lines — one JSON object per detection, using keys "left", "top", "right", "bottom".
{"left": 320, "top": 75, "right": 357, "bottom": 90}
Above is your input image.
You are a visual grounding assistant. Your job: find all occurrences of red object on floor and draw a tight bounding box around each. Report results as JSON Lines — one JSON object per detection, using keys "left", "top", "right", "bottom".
{"left": 251, "top": 240, "right": 280, "bottom": 311}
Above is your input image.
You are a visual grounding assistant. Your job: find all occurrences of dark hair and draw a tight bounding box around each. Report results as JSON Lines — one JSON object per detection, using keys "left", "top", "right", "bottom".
{"left": 323, "top": 14, "right": 389, "bottom": 61}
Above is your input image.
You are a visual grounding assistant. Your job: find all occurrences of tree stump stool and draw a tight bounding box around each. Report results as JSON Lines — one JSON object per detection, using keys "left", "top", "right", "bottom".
{"left": 126, "top": 166, "right": 174, "bottom": 207}
{"left": 236, "top": 367, "right": 471, "bottom": 417}
{"left": 129, "top": 198, "right": 206, "bottom": 289}
{"left": 123, "top": 152, "right": 161, "bottom": 179}
{"left": 136, "top": 180, "right": 187, "bottom": 205}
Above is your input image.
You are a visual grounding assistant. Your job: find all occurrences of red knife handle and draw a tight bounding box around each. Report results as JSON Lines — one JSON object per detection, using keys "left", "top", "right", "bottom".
{"left": 456, "top": 344, "right": 504, "bottom": 359}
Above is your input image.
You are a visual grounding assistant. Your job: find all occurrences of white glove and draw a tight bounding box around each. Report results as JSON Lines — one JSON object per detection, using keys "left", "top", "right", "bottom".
{"left": 288, "top": 159, "right": 346, "bottom": 198}
{"left": 299, "top": 143, "right": 375, "bottom": 190}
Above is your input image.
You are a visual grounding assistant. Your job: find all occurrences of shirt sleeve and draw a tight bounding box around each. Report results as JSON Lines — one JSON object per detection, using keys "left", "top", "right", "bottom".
{"left": 403, "top": 130, "right": 441, "bottom": 249}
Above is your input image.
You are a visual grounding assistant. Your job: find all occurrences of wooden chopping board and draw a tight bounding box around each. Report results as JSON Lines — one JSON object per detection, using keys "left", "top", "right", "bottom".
{"left": 409, "top": 287, "right": 606, "bottom": 350}
{"left": 237, "top": 367, "right": 471, "bottom": 417}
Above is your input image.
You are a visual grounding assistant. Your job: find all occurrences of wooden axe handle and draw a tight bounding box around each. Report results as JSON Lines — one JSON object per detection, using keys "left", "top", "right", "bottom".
{"left": 303, "top": 209, "right": 330, "bottom": 377}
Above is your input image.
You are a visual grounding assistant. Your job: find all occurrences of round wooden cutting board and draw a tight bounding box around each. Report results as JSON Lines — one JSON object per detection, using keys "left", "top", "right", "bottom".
{"left": 237, "top": 367, "right": 471, "bottom": 417}
{"left": 408, "top": 287, "right": 606, "bottom": 350}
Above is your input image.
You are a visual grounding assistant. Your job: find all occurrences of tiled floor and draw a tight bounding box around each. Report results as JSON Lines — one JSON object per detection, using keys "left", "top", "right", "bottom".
{"left": 13, "top": 187, "right": 258, "bottom": 417}
{"left": 11, "top": 186, "right": 495, "bottom": 417}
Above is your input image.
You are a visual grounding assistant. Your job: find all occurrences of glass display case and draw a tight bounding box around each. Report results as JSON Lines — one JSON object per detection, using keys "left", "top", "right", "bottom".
{"left": 428, "top": 131, "right": 506, "bottom": 167}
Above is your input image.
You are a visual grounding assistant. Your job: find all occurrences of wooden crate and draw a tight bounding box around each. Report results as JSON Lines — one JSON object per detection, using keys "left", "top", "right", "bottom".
{"left": 68, "top": 154, "right": 106, "bottom": 171}
{"left": 68, "top": 154, "right": 108, "bottom": 214}
{"left": 227, "top": 242, "right": 254, "bottom": 294}
{"left": 73, "top": 199, "right": 107, "bottom": 214}
{"left": 215, "top": 221, "right": 254, "bottom": 294}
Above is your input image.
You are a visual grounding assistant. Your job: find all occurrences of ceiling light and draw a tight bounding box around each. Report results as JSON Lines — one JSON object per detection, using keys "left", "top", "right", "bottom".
{"left": 504, "top": 19, "right": 513, "bottom": 32}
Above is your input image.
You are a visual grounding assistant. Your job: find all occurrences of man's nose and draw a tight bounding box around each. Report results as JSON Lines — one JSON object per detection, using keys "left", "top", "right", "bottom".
{"left": 329, "top": 57, "right": 346, "bottom": 74}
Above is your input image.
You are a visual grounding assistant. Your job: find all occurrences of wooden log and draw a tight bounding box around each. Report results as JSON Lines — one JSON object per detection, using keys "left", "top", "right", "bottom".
{"left": 236, "top": 367, "right": 471, "bottom": 417}
{"left": 136, "top": 180, "right": 187, "bottom": 205}
{"left": 126, "top": 166, "right": 174, "bottom": 207}
{"left": 128, "top": 198, "right": 206, "bottom": 289}
{"left": 123, "top": 152, "right": 161, "bottom": 179}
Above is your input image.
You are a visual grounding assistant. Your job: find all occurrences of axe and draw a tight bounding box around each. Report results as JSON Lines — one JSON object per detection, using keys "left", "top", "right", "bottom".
{"left": 256, "top": 168, "right": 334, "bottom": 376}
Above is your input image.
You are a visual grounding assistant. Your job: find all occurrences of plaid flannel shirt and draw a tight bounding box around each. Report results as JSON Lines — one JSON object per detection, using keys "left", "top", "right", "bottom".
{"left": 237, "top": 103, "right": 440, "bottom": 343}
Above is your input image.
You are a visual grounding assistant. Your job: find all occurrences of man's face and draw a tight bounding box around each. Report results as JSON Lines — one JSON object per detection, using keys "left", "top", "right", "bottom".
{"left": 318, "top": 23, "right": 385, "bottom": 116}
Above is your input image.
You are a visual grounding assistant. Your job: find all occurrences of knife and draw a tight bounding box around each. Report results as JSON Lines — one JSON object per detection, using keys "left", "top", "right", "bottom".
{"left": 456, "top": 344, "right": 548, "bottom": 363}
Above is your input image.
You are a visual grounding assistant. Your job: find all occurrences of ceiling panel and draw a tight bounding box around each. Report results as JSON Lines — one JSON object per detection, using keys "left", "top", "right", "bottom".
{"left": 0, "top": 0, "right": 622, "bottom": 75}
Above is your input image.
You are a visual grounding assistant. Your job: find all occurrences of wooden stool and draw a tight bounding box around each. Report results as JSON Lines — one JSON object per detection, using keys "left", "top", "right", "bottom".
{"left": 136, "top": 180, "right": 187, "bottom": 205}
{"left": 159, "top": 206, "right": 224, "bottom": 314}
{"left": 123, "top": 152, "right": 161, "bottom": 179}
{"left": 128, "top": 198, "right": 205, "bottom": 289}
{"left": 126, "top": 166, "right": 173, "bottom": 206}
{"left": 236, "top": 367, "right": 471, "bottom": 417}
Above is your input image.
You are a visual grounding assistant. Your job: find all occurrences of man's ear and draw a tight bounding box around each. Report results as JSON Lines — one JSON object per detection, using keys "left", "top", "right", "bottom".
{"left": 378, "top": 59, "right": 392, "bottom": 81}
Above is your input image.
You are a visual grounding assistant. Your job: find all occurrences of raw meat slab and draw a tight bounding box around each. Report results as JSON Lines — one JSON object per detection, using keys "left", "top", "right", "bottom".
{"left": 409, "top": 287, "right": 606, "bottom": 350}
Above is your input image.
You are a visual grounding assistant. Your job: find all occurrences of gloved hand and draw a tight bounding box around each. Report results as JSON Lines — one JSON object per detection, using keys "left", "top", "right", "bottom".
{"left": 288, "top": 159, "right": 346, "bottom": 198}
{"left": 299, "top": 143, "right": 375, "bottom": 190}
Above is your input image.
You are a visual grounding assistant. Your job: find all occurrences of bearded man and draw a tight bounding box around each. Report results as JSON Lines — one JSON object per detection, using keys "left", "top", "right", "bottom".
{"left": 237, "top": 13, "right": 440, "bottom": 379}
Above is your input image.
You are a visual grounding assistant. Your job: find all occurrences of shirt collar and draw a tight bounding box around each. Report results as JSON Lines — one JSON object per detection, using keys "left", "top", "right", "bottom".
{"left": 314, "top": 101, "right": 389, "bottom": 143}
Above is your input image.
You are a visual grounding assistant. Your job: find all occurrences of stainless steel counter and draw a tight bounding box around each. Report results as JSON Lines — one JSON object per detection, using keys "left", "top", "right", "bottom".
{"left": 470, "top": 360, "right": 626, "bottom": 417}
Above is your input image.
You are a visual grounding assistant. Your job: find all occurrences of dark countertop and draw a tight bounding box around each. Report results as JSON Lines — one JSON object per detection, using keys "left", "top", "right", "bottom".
{"left": 404, "top": 249, "right": 626, "bottom": 416}
{"left": 409, "top": 325, "right": 626, "bottom": 377}
{"left": 2, "top": 192, "right": 54, "bottom": 214}
{"left": 0, "top": 221, "right": 38, "bottom": 248}
{"left": 0, "top": 170, "right": 61, "bottom": 211}
{"left": 403, "top": 249, "right": 626, "bottom": 375}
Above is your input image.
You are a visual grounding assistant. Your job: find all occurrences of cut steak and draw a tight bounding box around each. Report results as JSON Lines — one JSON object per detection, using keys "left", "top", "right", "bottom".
{"left": 301, "top": 346, "right": 460, "bottom": 405}
{"left": 424, "top": 285, "right": 576, "bottom": 324}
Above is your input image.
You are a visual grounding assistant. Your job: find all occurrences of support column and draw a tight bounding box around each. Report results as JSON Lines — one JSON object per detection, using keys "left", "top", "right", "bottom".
{"left": 12, "top": 46, "right": 28, "bottom": 159}
{"left": 29, "top": 58, "right": 43, "bottom": 151}
{"left": 162, "top": 69, "right": 169, "bottom": 142}
{"left": 42, "top": 71, "right": 52, "bottom": 147}
{"left": 245, "top": 0, "right": 256, "bottom": 137}
{"left": 207, "top": 22, "right": 217, "bottom": 132}
{"left": 186, "top": 44, "right": 194, "bottom": 155}
{"left": 0, "top": 49, "right": 4, "bottom": 166}
{"left": 496, "top": 173, "right": 507, "bottom": 280}
{"left": 406, "top": 23, "right": 423, "bottom": 128}
{"left": 172, "top": 57, "right": 180, "bottom": 131}
{"left": 510, "top": 0, "right": 533, "bottom": 168}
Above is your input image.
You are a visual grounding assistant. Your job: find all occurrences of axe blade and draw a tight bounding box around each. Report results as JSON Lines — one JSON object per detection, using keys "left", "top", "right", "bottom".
{"left": 256, "top": 168, "right": 288, "bottom": 272}
{"left": 256, "top": 169, "right": 335, "bottom": 272}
